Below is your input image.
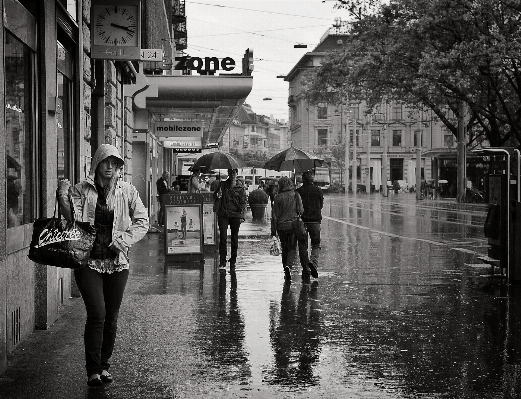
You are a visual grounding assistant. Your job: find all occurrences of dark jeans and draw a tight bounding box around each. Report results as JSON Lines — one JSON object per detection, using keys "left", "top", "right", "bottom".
{"left": 278, "top": 229, "right": 310, "bottom": 271}
{"left": 157, "top": 196, "right": 165, "bottom": 225}
{"left": 74, "top": 267, "right": 129, "bottom": 376}
{"left": 305, "top": 222, "right": 321, "bottom": 268}
{"left": 217, "top": 215, "right": 241, "bottom": 265}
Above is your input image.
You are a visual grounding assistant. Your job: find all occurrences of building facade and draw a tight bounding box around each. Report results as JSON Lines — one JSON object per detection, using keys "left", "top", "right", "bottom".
{"left": 285, "top": 24, "right": 466, "bottom": 191}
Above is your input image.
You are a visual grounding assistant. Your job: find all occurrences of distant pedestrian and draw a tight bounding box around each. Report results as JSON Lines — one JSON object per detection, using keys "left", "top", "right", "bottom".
{"left": 209, "top": 175, "right": 221, "bottom": 192}
{"left": 181, "top": 209, "right": 187, "bottom": 239}
{"left": 272, "top": 176, "right": 313, "bottom": 282}
{"left": 213, "top": 168, "right": 247, "bottom": 273}
{"left": 296, "top": 170, "right": 322, "bottom": 276}
{"left": 187, "top": 168, "right": 201, "bottom": 193}
{"left": 156, "top": 171, "right": 170, "bottom": 226}
{"left": 57, "top": 144, "right": 149, "bottom": 387}
{"left": 171, "top": 184, "right": 181, "bottom": 195}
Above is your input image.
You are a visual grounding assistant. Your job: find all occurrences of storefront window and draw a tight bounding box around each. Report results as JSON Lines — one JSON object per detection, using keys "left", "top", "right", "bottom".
{"left": 5, "top": 31, "right": 35, "bottom": 228}
{"left": 57, "top": 41, "right": 73, "bottom": 181}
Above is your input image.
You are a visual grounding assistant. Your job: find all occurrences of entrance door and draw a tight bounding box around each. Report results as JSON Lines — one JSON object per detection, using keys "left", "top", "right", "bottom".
{"left": 390, "top": 158, "right": 404, "bottom": 182}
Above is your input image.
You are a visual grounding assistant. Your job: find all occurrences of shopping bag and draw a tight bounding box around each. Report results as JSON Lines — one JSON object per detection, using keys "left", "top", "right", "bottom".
{"left": 28, "top": 193, "right": 95, "bottom": 269}
{"left": 269, "top": 236, "right": 281, "bottom": 256}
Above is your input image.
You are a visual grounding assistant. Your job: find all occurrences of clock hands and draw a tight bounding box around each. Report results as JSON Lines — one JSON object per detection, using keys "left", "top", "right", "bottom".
{"left": 110, "top": 23, "right": 135, "bottom": 33}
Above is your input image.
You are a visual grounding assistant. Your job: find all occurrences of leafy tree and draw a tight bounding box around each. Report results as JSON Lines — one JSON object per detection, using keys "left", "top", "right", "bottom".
{"left": 304, "top": 0, "right": 521, "bottom": 148}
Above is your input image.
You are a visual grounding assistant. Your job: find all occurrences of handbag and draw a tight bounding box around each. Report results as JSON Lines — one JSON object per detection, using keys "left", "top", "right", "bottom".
{"left": 28, "top": 192, "right": 96, "bottom": 269}
{"left": 291, "top": 193, "right": 307, "bottom": 241}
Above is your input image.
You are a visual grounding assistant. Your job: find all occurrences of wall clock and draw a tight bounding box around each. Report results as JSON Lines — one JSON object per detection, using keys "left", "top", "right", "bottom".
{"left": 91, "top": 0, "right": 141, "bottom": 60}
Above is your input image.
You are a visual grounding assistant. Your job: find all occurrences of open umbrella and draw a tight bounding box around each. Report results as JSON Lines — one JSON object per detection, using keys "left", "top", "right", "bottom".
{"left": 263, "top": 146, "right": 324, "bottom": 172}
{"left": 190, "top": 152, "right": 245, "bottom": 171}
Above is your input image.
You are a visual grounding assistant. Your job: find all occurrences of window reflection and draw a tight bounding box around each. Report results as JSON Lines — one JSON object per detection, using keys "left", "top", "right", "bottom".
{"left": 5, "top": 31, "right": 34, "bottom": 228}
{"left": 57, "top": 41, "right": 73, "bottom": 181}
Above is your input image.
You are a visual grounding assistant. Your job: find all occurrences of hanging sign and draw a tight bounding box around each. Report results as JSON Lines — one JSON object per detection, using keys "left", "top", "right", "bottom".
{"left": 154, "top": 121, "right": 203, "bottom": 137}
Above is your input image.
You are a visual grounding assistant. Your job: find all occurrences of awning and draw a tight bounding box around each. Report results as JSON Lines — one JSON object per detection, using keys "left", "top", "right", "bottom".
{"left": 145, "top": 75, "right": 253, "bottom": 146}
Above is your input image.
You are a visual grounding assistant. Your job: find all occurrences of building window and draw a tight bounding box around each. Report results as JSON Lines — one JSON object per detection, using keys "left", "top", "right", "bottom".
{"left": 392, "top": 130, "right": 402, "bottom": 146}
{"left": 317, "top": 128, "right": 328, "bottom": 146}
{"left": 57, "top": 0, "right": 77, "bottom": 21}
{"left": 5, "top": 31, "right": 36, "bottom": 229}
{"left": 444, "top": 134, "right": 454, "bottom": 148}
{"left": 371, "top": 130, "right": 381, "bottom": 146}
{"left": 349, "top": 105, "right": 359, "bottom": 121}
{"left": 350, "top": 129, "right": 360, "bottom": 146}
{"left": 391, "top": 105, "right": 402, "bottom": 120}
{"left": 57, "top": 41, "right": 74, "bottom": 182}
{"left": 317, "top": 103, "right": 328, "bottom": 119}
{"left": 414, "top": 130, "right": 423, "bottom": 147}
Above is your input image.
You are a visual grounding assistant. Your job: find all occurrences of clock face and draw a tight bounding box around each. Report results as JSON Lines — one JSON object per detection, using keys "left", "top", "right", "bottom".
{"left": 94, "top": 5, "right": 138, "bottom": 47}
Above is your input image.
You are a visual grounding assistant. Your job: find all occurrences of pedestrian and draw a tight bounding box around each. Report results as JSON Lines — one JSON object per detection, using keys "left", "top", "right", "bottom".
{"left": 271, "top": 176, "right": 314, "bottom": 282}
{"left": 213, "top": 168, "right": 247, "bottom": 273}
{"left": 171, "top": 184, "right": 181, "bottom": 195}
{"left": 296, "top": 170, "right": 322, "bottom": 276}
{"left": 181, "top": 209, "right": 187, "bottom": 239}
{"left": 209, "top": 175, "right": 221, "bottom": 192}
{"left": 187, "top": 168, "right": 201, "bottom": 193}
{"left": 57, "top": 144, "right": 149, "bottom": 387}
{"left": 156, "top": 171, "right": 170, "bottom": 226}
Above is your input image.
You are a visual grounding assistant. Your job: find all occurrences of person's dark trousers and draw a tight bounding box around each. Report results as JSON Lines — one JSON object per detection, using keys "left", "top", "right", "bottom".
{"left": 158, "top": 196, "right": 165, "bottom": 225}
{"left": 305, "top": 222, "right": 321, "bottom": 268}
{"left": 278, "top": 229, "right": 310, "bottom": 271}
{"left": 217, "top": 215, "right": 241, "bottom": 266}
{"left": 74, "top": 267, "right": 129, "bottom": 377}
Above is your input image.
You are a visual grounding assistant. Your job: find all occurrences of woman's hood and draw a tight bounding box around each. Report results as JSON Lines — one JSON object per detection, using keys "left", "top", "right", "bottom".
{"left": 89, "top": 144, "right": 125, "bottom": 178}
{"left": 278, "top": 176, "right": 293, "bottom": 193}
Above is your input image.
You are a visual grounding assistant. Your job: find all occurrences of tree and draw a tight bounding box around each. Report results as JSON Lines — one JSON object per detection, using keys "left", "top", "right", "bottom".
{"left": 305, "top": 0, "right": 521, "bottom": 148}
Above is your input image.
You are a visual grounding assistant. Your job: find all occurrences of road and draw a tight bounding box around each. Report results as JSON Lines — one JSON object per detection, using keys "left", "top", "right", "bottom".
{"left": 1, "top": 193, "right": 520, "bottom": 399}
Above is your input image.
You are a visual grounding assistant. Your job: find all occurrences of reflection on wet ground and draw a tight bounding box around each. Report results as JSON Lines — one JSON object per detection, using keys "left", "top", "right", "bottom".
{"left": 124, "top": 194, "right": 521, "bottom": 398}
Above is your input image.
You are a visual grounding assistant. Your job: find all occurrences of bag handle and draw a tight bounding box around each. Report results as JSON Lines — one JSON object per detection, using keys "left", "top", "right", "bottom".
{"left": 55, "top": 189, "right": 77, "bottom": 221}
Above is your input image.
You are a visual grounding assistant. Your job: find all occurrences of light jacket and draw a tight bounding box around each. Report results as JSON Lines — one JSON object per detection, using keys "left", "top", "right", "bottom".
{"left": 58, "top": 145, "right": 149, "bottom": 266}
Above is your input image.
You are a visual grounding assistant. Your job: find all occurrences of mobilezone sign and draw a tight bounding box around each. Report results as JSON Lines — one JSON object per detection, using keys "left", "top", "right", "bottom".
{"left": 155, "top": 121, "right": 203, "bottom": 153}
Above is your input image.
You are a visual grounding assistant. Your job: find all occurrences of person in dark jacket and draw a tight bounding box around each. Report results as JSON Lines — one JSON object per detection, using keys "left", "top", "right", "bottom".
{"left": 297, "top": 170, "right": 323, "bottom": 272}
{"left": 213, "top": 168, "right": 247, "bottom": 273}
{"left": 272, "top": 176, "right": 315, "bottom": 281}
{"left": 156, "top": 171, "right": 170, "bottom": 226}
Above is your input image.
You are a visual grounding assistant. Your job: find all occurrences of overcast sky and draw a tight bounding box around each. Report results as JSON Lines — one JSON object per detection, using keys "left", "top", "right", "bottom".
{"left": 185, "top": 0, "right": 354, "bottom": 122}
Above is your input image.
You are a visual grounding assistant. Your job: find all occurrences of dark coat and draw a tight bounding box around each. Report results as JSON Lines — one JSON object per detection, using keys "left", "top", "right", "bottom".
{"left": 296, "top": 182, "right": 324, "bottom": 223}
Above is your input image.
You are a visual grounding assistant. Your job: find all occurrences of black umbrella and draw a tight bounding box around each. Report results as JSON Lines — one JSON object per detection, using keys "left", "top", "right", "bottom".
{"left": 190, "top": 152, "right": 245, "bottom": 171}
{"left": 263, "top": 146, "right": 324, "bottom": 173}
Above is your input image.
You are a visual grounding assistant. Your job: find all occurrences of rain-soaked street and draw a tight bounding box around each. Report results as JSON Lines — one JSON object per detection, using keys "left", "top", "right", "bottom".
{"left": 2, "top": 193, "right": 521, "bottom": 399}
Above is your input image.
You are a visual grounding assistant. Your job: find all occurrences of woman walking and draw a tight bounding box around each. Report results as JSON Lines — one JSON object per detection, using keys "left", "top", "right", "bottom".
{"left": 271, "top": 176, "right": 314, "bottom": 281}
{"left": 57, "top": 144, "right": 149, "bottom": 387}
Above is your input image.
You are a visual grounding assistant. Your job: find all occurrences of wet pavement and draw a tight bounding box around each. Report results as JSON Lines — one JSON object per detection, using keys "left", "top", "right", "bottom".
{"left": 2, "top": 193, "right": 521, "bottom": 398}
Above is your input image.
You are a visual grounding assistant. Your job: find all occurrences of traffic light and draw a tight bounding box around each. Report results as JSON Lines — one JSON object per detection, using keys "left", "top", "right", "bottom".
{"left": 242, "top": 48, "right": 254, "bottom": 76}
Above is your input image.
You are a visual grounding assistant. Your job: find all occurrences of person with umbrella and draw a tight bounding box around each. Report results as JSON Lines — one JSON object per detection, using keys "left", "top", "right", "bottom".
{"left": 296, "top": 170, "right": 321, "bottom": 277}
{"left": 272, "top": 176, "right": 312, "bottom": 282}
{"left": 187, "top": 168, "right": 201, "bottom": 193}
{"left": 213, "top": 168, "right": 247, "bottom": 273}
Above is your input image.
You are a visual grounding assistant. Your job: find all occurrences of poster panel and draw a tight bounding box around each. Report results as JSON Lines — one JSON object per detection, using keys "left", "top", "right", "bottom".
{"left": 165, "top": 204, "right": 202, "bottom": 254}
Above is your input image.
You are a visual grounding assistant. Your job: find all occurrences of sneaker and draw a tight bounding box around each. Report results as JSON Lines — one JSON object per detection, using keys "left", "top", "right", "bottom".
{"left": 87, "top": 374, "right": 102, "bottom": 387}
{"left": 308, "top": 262, "right": 318, "bottom": 279}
